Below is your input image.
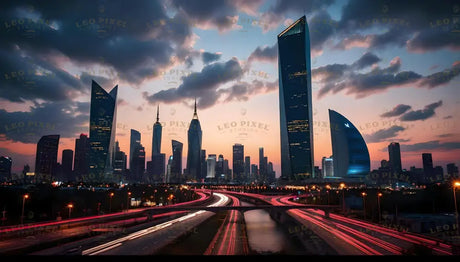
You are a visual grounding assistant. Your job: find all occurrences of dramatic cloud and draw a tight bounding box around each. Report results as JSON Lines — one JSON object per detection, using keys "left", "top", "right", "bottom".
{"left": 0, "top": 101, "right": 89, "bottom": 144}
{"left": 364, "top": 125, "right": 406, "bottom": 143}
{"left": 380, "top": 104, "right": 412, "bottom": 118}
{"left": 0, "top": 0, "right": 196, "bottom": 92}
{"left": 418, "top": 62, "right": 460, "bottom": 88}
{"left": 170, "top": 0, "right": 263, "bottom": 32}
{"left": 352, "top": 52, "right": 382, "bottom": 70}
{"left": 400, "top": 100, "right": 443, "bottom": 121}
{"left": 400, "top": 140, "right": 460, "bottom": 152}
{"left": 316, "top": 54, "right": 423, "bottom": 99}
{"left": 247, "top": 43, "right": 278, "bottom": 63}
{"left": 143, "top": 58, "right": 245, "bottom": 108}
{"left": 259, "top": 0, "right": 335, "bottom": 32}
{"left": 202, "top": 51, "right": 222, "bottom": 64}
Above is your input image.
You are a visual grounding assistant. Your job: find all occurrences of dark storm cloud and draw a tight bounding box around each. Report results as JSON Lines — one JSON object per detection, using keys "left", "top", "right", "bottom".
{"left": 143, "top": 58, "right": 244, "bottom": 109}
{"left": 170, "top": 0, "right": 263, "bottom": 31}
{"left": 260, "top": 0, "right": 335, "bottom": 31}
{"left": 202, "top": 52, "right": 222, "bottom": 64}
{"left": 418, "top": 62, "right": 460, "bottom": 88}
{"left": 364, "top": 125, "right": 406, "bottom": 143}
{"left": 247, "top": 43, "right": 278, "bottom": 63}
{"left": 312, "top": 63, "right": 348, "bottom": 82}
{"left": 0, "top": 0, "right": 195, "bottom": 92}
{"left": 0, "top": 101, "right": 89, "bottom": 144}
{"left": 221, "top": 79, "right": 278, "bottom": 103}
{"left": 400, "top": 140, "right": 460, "bottom": 152}
{"left": 380, "top": 104, "right": 412, "bottom": 118}
{"left": 399, "top": 100, "right": 443, "bottom": 121}
{"left": 0, "top": 50, "right": 85, "bottom": 102}
{"left": 352, "top": 52, "right": 381, "bottom": 70}
{"left": 308, "top": 10, "right": 338, "bottom": 53}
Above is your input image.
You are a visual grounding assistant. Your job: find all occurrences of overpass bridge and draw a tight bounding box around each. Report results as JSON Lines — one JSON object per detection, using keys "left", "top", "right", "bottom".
{"left": 143, "top": 203, "right": 339, "bottom": 218}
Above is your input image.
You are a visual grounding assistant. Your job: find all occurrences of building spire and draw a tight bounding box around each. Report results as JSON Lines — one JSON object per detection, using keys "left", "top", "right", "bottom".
{"left": 156, "top": 104, "right": 159, "bottom": 123}
{"left": 193, "top": 98, "right": 198, "bottom": 119}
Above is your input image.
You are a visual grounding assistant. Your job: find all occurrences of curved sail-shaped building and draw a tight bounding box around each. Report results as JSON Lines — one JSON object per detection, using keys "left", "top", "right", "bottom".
{"left": 278, "top": 15, "right": 314, "bottom": 181}
{"left": 329, "top": 109, "right": 370, "bottom": 178}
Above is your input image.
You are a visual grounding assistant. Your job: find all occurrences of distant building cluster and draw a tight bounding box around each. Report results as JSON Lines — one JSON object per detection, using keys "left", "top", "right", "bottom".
{"left": 1, "top": 17, "right": 458, "bottom": 187}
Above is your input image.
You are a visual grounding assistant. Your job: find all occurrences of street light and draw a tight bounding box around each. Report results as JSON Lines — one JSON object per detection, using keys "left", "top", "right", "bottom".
{"left": 127, "top": 191, "right": 131, "bottom": 212}
{"left": 453, "top": 181, "right": 460, "bottom": 235}
{"left": 21, "top": 194, "right": 29, "bottom": 225}
{"left": 339, "top": 183, "right": 346, "bottom": 214}
{"left": 67, "top": 203, "right": 73, "bottom": 219}
{"left": 109, "top": 192, "right": 114, "bottom": 213}
{"left": 361, "top": 192, "right": 367, "bottom": 220}
{"left": 377, "top": 192, "right": 383, "bottom": 223}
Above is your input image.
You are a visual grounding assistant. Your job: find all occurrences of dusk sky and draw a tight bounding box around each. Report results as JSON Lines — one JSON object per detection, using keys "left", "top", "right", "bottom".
{"left": 1, "top": 0, "right": 459, "bottom": 177}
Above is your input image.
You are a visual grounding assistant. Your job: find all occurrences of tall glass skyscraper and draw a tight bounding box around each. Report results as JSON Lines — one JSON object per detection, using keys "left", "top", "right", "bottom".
{"left": 186, "top": 100, "right": 202, "bottom": 181}
{"left": 35, "top": 134, "right": 60, "bottom": 182}
{"left": 89, "top": 80, "right": 118, "bottom": 183}
{"left": 147, "top": 106, "right": 165, "bottom": 182}
{"left": 130, "top": 129, "right": 141, "bottom": 169}
{"left": 171, "top": 139, "right": 183, "bottom": 183}
{"left": 278, "top": 15, "right": 314, "bottom": 181}
{"left": 232, "top": 143, "right": 244, "bottom": 182}
{"left": 74, "top": 133, "right": 89, "bottom": 179}
{"left": 329, "top": 109, "right": 370, "bottom": 178}
{"left": 388, "top": 142, "right": 402, "bottom": 174}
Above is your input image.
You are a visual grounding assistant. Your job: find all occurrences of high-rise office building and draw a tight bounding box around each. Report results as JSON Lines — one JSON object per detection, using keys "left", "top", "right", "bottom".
{"left": 447, "top": 163, "right": 459, "bottom": 178}
{"left": 113, "top": 141, "right": 127, "bottom": 177}
{"left": 130, "top": 129, "right": 141, "bottom": 169}
{"left": 329, "top": 109, "right": 370, "bottom": 178}
{"left": 61, "top": 149, "right": 73, "bottom": 181}
{"left": 152, "top": 105, "right": 162, "bottom": 157}
{"left": 322, "top": 156, "right": 334, "bottom": 178}
{"left": 148, "top": 106, "right": 165, "bottom": 182}
{"left": 0, "top": 156, "right": 12, "bottom": 182}
{"left": 206, "top": 154, "right": 216, "bottom": 179}
{"left": 200, "top": 149, "right": 207, "bottom": 181}
{"left": 171, "top": 140, "right": 183, "bottom": 183}
{"left": 35, "top": 134, "right": 60, "bottom": 182}
{"left": 232, "top": 143, "right": 244, "bottom": 182}
{"left": 259, "top": 147, "right": 265, "bottom": 182}
{"left": 74, "top": 133, "right": 89, "bottom": 180}
{"left": 244, "top": 156, "right": 251, "bottom": 182}
{"left": 186, "top": 100, "right": 202, "bottom": 181}
{"left": 89, "top": 80, "right": 118, "bottom": 182}
{"left": 131, "top": 144, "right": 145, "bottom": 183}
{"left": 422, "top": 153, "right": 434, "bottom": 183}
{"left": 388, "top": 142, "right": 402, "bottom": 174}
{"left": 278, "top": 15, "right": 314, "bottom": 181}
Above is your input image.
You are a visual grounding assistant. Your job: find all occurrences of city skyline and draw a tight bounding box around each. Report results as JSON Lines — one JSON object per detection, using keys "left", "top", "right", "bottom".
{"left": 1, "top": 0, "right": 459, "bottom": 177}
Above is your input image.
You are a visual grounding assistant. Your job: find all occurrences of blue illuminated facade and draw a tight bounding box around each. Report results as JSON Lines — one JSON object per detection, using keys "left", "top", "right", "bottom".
{"left": 278, "top": 16, "right": 314, "bottom": 181}
{"left": 328, "top": 109, "right": 370, "bottom": 178}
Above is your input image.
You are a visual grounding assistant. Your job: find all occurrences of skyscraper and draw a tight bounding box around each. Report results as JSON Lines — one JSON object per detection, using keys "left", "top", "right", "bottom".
{"left": 152, "top": 105, "right": 162, "bottom": 157}
{"left": 35, "top": 134, "right": 60, "bottom": 182}
{"left": 131, "top": 144, "right": 145, "bottom": 183}
{"left": 0, "top": 156, "right": 12, "bottom": 182}
{"left": 232, "top": 143, "right": 244, "bottom": 182}
{"left": 148, "top": 106, "right": 165, "bottom": 182}
{"left": 89, "top": 80, "right": 118, "bottom": 183}
{"left": 322, "top": 156, "right": 334, "bottom": 178}
{"left": 186, "top": 100, "right": 202, "bottom": 181}
{"left": 329, "top": 109, "right": 370, "bottom": 178}
{"left": 388, "top": 142, "right": 402, "bottom": 174}
{"left": 422, "top": 153, "right": 434, "bottom": 183}
{"left": 113, "top": 141, "right": 127, "bottom": 177}
{"left": 61, "top": 149, "right": 73, "bottom": 181}
{"left": 171, "top": 140, "right": 183, "bottom": 183}
{"left": 244, "top": 156, "right": 251, "bottom": 182}
{"left": 130, "top": 129, "right": 141, "bottom": 170}
{"left": 74, "top": 133, "right": 89, "bottom": 180}
{"left": 206, "top": 154, "right": 216, "bottom": 179}
{"left": 278, "top": 15, "right": 314, "bottom": 181}
{"left": 259, "top": 147, "right": 265, "bottom": 182}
